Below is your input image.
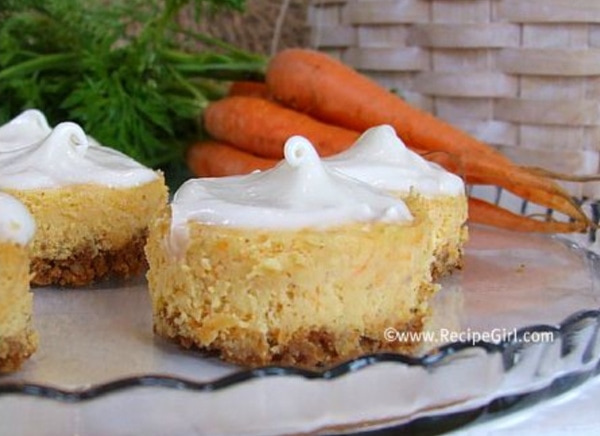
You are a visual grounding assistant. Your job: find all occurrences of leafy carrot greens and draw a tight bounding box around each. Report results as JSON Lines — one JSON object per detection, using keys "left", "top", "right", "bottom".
{"left": 0, "top": 0, "right": 267, "bottom": 181}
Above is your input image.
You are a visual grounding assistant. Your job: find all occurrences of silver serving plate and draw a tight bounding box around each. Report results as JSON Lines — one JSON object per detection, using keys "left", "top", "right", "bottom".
{"left": 1, "top": 198, "right": 599, "bottom": 436}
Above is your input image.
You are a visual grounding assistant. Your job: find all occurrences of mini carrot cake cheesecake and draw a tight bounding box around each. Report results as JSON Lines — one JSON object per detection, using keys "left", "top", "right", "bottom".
{"left": 0, "top": 192, "right": 37, "bottom": 373}
{"left": 326, "top": 125, "right": 468, "bottom": 277}
{"left": 0, "top": 119, "right": 168, "bottom": 287}
{"left": 146, "top": 136, "right": 437, "bottom": 368}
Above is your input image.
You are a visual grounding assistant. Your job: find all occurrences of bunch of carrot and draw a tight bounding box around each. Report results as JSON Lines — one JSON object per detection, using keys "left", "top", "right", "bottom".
{"left": 187, "top": 48, "right": 591, "bottom": 233}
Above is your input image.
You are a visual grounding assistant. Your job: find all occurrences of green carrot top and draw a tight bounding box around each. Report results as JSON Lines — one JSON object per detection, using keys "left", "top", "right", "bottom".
{"left": 0, "top": 0, "right": 266, "bottom": 182}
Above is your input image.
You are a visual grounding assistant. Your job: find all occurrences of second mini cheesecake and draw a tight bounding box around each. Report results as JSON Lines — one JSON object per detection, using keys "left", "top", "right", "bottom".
{"left": 0, "top": 112, "right": 168, "bottom": 287}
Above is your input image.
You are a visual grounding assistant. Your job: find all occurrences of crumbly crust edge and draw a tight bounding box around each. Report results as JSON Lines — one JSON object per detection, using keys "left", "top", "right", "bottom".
{"left": 31, "top": 232, "right": 148, "bottom": 287}
{"left": 431, "top": 225, "right": 468, "bottom": 279}
{"left": 154, "top": 313, "right": 426, "bottom": 370}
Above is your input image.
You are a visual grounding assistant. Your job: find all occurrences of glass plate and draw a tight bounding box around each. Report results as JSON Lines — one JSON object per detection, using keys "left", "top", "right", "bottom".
{"left": 1, "top": 225, "right": 599, "bottom": 436}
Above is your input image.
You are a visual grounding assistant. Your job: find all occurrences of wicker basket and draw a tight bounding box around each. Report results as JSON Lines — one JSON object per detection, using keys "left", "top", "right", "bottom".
{"left": 307, "top": 0, "right": 600, "bottom": 199}
{"left": 187, "top": 0, "right": 309, "bottom": 55}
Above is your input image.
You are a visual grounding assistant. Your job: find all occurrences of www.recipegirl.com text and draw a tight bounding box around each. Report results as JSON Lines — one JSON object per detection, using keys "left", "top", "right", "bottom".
{"left": 383, "top": 326, "right": 555, "bottom": 346}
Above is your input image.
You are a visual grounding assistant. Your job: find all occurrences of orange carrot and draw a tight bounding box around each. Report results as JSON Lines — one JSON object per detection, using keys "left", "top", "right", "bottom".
{"left": 417, "top": 150, "right": 588, "bottom": 224}
{"left": 266, "top": 49, "right": 516, "bottom": 169}
{"left": 521, "top": 166, "right": 600, "bottom": 183}
{"left": 468, "top": 198, "right": 586, "bottom": 233}
{"left": 187, "top": 140, "right": 278, "bottom": 177}
{"left": 203, "top": 95, "right": 361, "bottom": 159}
{"left": 227, "top": 81, "right": 271, "bottom": 99}
{"left": 467, "top": 172, "right": 590, "bottom": 226}
{"left": 265, "top": 49, "right": 594, "bottom": 227}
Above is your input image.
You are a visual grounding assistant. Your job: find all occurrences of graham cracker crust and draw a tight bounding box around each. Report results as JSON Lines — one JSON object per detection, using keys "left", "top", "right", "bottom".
{"left": 155, "top": 316, "right": 425, "bottom": 370}
{"left": 31, "top": 233, "right": 148, "bottom": 287}
{"left": 431, "top": 224, "right": 469, "bottom": 279}
{"left": 0, "top": 328, "right": 38, "bottom": 373}
{"left": 431, "top": 244, "right": 464, "bottom": 280}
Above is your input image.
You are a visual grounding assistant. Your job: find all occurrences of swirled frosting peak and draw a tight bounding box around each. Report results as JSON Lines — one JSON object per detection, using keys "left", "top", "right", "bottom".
{"left": 0, "top": 109, "right": 52, "bottom": 151}
{"left": 326, "top": 125, "right": 465, "bottom": 197}
{"left": 0, "top": 192, "right": 35, "bottom": 245}
{"left": 169, "top": 135, "right": 413, "bottom": 254}
{"left": 0, "top": 121, "right": 158, "bottom": 190}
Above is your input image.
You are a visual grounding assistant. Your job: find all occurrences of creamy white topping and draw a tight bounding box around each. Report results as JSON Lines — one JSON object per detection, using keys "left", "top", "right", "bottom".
{"left": 0, "top": 121, "right": 158, "bottom": 189}
{"left": 0, "top": 192, "right": 35, "bottom": 245}
{"left": 326, "top": 125, "right": 465, "bottom": 197}
{"left": 0, "top": 109, "right": 52, "bottom": 151}
{"left": 169, "top": 136, "right": 412, "bottom": 254}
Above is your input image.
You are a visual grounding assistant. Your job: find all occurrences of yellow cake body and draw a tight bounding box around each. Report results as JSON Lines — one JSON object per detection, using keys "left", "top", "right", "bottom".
{"left": 0, "top": 243, "right": 37, "bottom": 372}
{"left": 146, "top": 207, "right": 435, "bottom": 368}
{"left": 402, "top": 192, "right": 468, "bottom": 278}
{"left": 0, "top": 191, "right": 37, "bottom": 373}
{"left": 4, "top": 177, "right": 167, "bottom": 286}
{"left": 326, "top": 125, "right": 468, "bottom": 277}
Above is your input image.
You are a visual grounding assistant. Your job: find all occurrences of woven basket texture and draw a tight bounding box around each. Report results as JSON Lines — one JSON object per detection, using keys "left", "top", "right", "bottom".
{"left": 307, "top": 0, "right": 600, "bottom": 198}
{"left": 185, "top": 0, "right": 310, "bottom": 55}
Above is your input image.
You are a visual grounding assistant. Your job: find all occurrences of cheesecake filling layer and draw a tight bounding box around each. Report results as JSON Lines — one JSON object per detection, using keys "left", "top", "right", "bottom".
{"left": 0, "top": 193, "right": 37, "bottom": 373}
{"left": 326, "top": 125, "right": 468, "bottom": 276}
